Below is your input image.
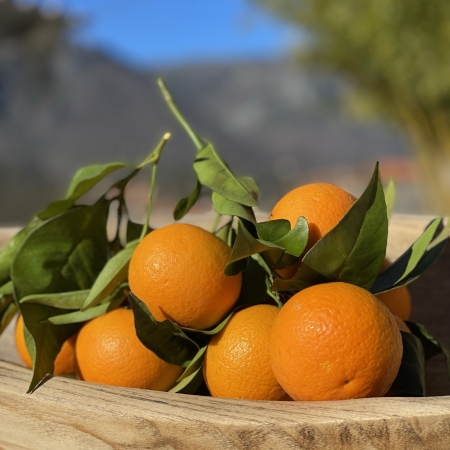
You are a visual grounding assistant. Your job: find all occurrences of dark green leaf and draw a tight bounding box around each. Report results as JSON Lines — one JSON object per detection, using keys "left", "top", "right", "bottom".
{"left": 406, "top": 322, "right": 446, "bottom": 362}
{"left": 0, "top": 218, "right": 42, "bottom": 286}
{"left": 212, "top": 192, "right": 256, "bottom": 222}
{"left": 20, "top": 290, "right": 89, "bottom": 309}
{"left": 82, "top": 240, "right": 138, "bottom": 311}
{"left": 194, "top": 142, "right": 258, "bottom": 207}
{"left": 235, "top": 256, "right": 276, "bottom": 309}
{"left": 390, "top": 331, "right": 425, "bottom": 397}
{"left": 128, "top": 292, "right": 198, "bottom": 367}
{"left": 272, "top": 263, "right": 328, "bottom": 292}
{"left": 126, "top": 220, "right": 144, "bottom": 243}
{"left": 301, "top": 162, "right": 388, "bottom": 290}
{"left": 38, "top": 162, "right": 130, "bottom": 220}
{"left": 12, "top": 203, "right": 109, "bottom": 300}
{"left": 371, "top": 218, "right": 447, "bottom": 294}
{"left": 174, "top": 180, "right": 202, "bottom": 220}
{"left": 19, "top": 302, "right": 81, "bottom": 393}
{"left": 48, "top": 284, "right": 127, "bottom": 325}
{"left": 169, "top": 346, "right": 207, "bottom": 394}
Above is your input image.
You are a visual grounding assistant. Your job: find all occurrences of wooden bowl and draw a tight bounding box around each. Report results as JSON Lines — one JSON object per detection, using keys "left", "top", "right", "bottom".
{"left": 1, "top": 215, "right": 450, "bottom": 449}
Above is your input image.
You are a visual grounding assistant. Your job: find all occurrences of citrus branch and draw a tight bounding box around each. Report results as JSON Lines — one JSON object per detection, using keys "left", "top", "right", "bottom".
{"left": 140, "top": 133, "right": 171, "bottom": 240}
{"left": 157, "top": 78, "right": 203, "bottom": 151}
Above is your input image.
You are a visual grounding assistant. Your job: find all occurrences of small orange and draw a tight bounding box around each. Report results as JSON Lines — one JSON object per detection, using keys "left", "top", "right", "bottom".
{"left": 128, "top": 223, "right": 242, "bottom": 329}
{"left": 377, "top": 259, "right": 412, "bottom": 321}
{"left": 270, "top": 282, "right": 403, "bottom": 401}
{"left": 15, "top": 314, "right": 77, "bottom": 375}
{"left": 203, "top": 304, "right": 289, "bottom": 400}
{"left": 270, "top": 183, "right": 356, "bottom": 278}
{"left": 75, "top": 308, "right": 183, "bottom": 390}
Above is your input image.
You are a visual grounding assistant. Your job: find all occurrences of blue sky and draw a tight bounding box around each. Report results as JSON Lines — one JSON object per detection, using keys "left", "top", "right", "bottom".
{"left": 17, "top": 0, "right": 300, "bottom": 67}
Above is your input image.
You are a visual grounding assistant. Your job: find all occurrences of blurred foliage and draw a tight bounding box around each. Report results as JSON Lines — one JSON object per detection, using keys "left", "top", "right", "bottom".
{"left": 258, "top": 0, "right": 450, "bottom": 213}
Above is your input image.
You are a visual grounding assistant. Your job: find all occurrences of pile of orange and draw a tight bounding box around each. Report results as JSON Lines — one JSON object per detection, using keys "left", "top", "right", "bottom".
{"left": 15, "top": 182, "right": 410, "bottom": 401}
{"left": 203, "top": 183, "right": 406, "bottom": 401}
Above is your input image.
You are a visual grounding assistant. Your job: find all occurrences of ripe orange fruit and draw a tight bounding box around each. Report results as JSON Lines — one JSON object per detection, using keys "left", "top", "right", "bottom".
{"left": 203, "top": 304, "right": 289, "bottom": 400}
{"left": 270, "top": 282, "right": 403, "bottom": 401}
{"left": 76, "top": 308, "right": 183, "bottom": 390}
{"left": 270, "top": 183, "right": 356, "bottom": 278}
{"left": 15, "top": 314, "right": 77, "bottom": 375}
{"left": 393, "top": 315, "right": 411, "bottom": 333}
{"left": 128, "top": 223, "right": 242, "bottom": 330}
{"left": 377, "top": 259, "right": 412, "bottom": 321}
{"left": 377, "top": 288, "right": 412, "bottom": 321}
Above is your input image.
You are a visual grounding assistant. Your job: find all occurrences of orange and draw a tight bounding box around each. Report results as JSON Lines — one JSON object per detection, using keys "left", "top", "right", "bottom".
{"left": 15, "top": 314, "right": 77, "bottom": 375}
{"left": 393, "top": 315, "right": 411, "bottom": 333}
{"left": 128, "top": 223, "right": 242, "bottom": 330}
{"left": 377, "top": 288, "right": 412, "bottom": 321}
{"left": 203, "top": 304, "right": 289, "bottom": 400}
{"left": 270, "top": 183, "right": 356, "bottom": 278}
{"left": 75, "top": 308, "right": 183, "bottom": 390}
{"left": 377, "top": 259, "right": 412, "bottom": 321}
{"left": 270, "top": 282, "right": 403, "bottom": 401}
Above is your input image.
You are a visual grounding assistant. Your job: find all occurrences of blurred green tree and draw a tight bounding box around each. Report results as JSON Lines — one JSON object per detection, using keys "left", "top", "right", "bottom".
{"left": 258, "top": 0, "right": 450, "bottom": 213}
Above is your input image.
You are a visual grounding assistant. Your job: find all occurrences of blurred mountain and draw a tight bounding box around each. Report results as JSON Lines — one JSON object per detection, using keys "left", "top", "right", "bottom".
{"left": 0, "top": 3, "right": 414, "bottom": 223}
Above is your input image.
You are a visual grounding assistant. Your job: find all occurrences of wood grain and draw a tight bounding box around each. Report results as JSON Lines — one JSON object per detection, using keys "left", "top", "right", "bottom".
{"left": 1, "top": 216, "right": 450, "bottom": 449}
{"left": 2, "top": 361, "right": 450, "bottom": 450}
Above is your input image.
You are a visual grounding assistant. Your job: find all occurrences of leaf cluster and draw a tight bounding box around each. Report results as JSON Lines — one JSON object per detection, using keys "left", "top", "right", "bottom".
{"left": 0, "top": 135, "right": 170, "bottom": 392}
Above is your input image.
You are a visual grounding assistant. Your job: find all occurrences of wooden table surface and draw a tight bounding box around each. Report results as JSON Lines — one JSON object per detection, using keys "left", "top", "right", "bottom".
{"left": 1, "top": 216, "right": 450, "bottom": 449}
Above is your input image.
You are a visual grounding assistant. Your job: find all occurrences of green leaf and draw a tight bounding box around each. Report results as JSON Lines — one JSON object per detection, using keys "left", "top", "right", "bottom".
{"left": 169, "top": 346, "right": 207, "bottom": 394}
{"left": 0, "top": 218, "right": 42, "bottom": 286}
{"left": 300, "top": 162, "right": 388, "bottom": 290}
{"left": 19, "top": 302, "right": 81, "bottom": 393}
{"left": 255, "top": 219, "right": 291, "bottom": 242}
{"left": 12, "top": 203, "right": 109, "bottom": 300}
{"left": 0, "top": 280, "right": 13, "bottom": 297}
{"left": 390, "top": 331, "right": 426, "bottom": 397}
{"left": 212, "top": 192, "right": 256, "bottom": 222}
{"left": 128, "top": 293, "right": 198, "bottom": 367}
{"left": 174, "top": 180, "right": 202, "bottom": 220}
{"left": 82, "top": 240, "right": 138, "bottom": 311}
{"left": 20, "top": 290, "right": 89, "bottom": 309}
{"left": 0, "top": 300, "right": 17, "bottom": 334}
{"left": 385, "top": 178, "right": 396, "bottom": 220}
{"left": 225, "top": 220, "right": 285, "bottom": 276}
{"left": 371, "top": 218, "right": 447, "bottom": 294}
{"left": 47, "top": 284, "right": 127, "bottom": 325}
{"left": 194, "top": 142, "right": 258, "bottom": 207}
{"left": 38, "top": 162, "right": 130, "bottom": 220}
{"left": 258, "top": 217, "right": 309, "bottom": 258}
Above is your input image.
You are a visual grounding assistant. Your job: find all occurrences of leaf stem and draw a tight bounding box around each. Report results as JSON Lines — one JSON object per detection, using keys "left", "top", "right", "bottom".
{"left": 140, "top": 134, "right": 170, "bottom": 240}
{"left": 157, "top": 78, "right": 203, "bottom": 151}
{"left": 210, "top": 212, "right": 222, "bottom": 234}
